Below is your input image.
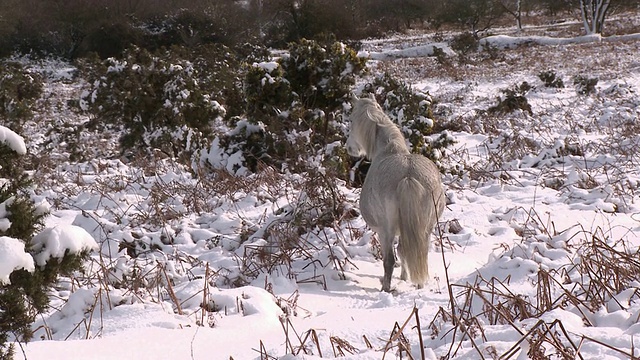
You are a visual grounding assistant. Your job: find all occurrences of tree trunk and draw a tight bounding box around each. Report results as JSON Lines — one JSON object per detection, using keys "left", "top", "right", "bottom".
{"left": 515, "top": 0, "right": 522, "bottom": 31}
{"left": 499, "top": 0, "right": 523, "bottom": 31}
{"left": 580, "top": 0, "right": 611, "bottom": 34}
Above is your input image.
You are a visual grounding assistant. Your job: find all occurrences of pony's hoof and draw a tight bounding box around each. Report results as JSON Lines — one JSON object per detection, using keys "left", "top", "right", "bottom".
{"left": 380, "top": 283, "right": 393, "bottom": 293}
{"left": 380, "top": 286, "right": 398, "bottom": 294}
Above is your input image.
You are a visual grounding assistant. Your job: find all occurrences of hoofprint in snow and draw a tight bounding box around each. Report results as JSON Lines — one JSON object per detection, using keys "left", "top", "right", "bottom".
{"left": 4, "top": 33, "right": 640, "bottom": 360}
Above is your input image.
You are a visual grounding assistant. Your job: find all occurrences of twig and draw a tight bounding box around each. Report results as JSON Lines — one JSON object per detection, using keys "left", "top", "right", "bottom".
{"left": 159, "top": 261, "right": 184, "bottom": 315}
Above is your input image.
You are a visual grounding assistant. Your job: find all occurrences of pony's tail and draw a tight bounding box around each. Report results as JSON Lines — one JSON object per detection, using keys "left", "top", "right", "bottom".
{"left": 397, "top": 177, "right": 433, "bottom": 287}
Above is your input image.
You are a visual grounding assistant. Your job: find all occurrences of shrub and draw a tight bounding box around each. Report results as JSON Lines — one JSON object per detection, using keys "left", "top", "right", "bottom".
{"left": 363, "top": 73, "right": 454, "bottom": 161}
{"left": 573, "top": 75, "right": 598, "bottom": 95}
{"left": 451, "top": 32, "right": 479, "bottom": 62}
{"left": 432, "top": 46, "right": 450, "bottom": 66}
{"left": 538, "top": 70, "right": 564, "bottom": 88}
{"left": 488, "top": 81, "right": 533, "bottom": 115}
{"left": 481, "top": 41, "right": 502, "bottom": 61}
{"left": 79, "top": 44, "right": 239, "bottom": 163}
{"left": 144, "top": 9, "right": 227, "bottom": 49}
{"left": 280, "top": 38, "right": 367, "bottom": 110}
{"left": 0, "top": 129, "right": 90, "bottom": 359}
{"left": 73, "top": 20, "right": 144, "bottom": 59}
{"left": 221, "top": 39, "right": 367, "bottom": 175}
{"left": 0, "top": 62, "right": 44, "bottom": 133}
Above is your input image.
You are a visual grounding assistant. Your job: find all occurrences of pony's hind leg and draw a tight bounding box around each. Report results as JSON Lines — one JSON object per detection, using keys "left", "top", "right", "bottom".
{"left": 380, "top": 233, "right": 395, "bottom": 292}
{"left": 397, "top": 240, "right": 408, "bottom": 281}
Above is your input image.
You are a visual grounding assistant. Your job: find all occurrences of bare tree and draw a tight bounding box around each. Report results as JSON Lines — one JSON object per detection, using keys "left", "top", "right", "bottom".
{"left": 498, "top": 0, "right": 524, "bottom": 31}
{"left": 450, "top": 0, "right": 505, "bottom": 37}
{"left": 579, "top": 0, "right": 611, "bottom": 34}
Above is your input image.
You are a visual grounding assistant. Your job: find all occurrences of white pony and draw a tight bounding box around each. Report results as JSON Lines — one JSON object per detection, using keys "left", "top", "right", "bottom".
{"left": 346, "top": 93, "right": 445, "bottom": 292}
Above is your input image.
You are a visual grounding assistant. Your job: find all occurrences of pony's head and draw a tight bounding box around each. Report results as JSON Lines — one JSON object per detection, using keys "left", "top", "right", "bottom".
{"left": 346, "top": 93, "right": 382, "bottom": 158}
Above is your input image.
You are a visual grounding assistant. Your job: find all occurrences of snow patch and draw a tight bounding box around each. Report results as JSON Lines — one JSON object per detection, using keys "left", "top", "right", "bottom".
{"left": 31, "top": 225, "right": 98, "bottom": 266}
{"left": 0, "top": 125, "right": 27, "bottom": 155}
{"left": 0, "top": 236, "right": 35, "bottom": 284}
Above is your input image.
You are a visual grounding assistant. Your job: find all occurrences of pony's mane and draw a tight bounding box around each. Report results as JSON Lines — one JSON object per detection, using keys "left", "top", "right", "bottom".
{"left": 351, "top": 97, "right": 408, "bottom": 158}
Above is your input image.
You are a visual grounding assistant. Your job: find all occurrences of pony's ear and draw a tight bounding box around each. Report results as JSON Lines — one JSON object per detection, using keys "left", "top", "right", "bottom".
{"left": 351, "top": 93, "right": 359, "bottom": 102}
{"left": 367, "top": 93, "right": 376, "bottom": 100}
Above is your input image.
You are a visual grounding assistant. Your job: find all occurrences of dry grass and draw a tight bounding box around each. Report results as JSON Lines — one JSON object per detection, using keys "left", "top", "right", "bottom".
{"left": 425, "top": 223, "right": 640, "bottom": 360}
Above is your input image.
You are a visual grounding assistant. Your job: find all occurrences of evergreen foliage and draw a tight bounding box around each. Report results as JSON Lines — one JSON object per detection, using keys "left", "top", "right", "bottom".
{"left": 364, "top": 73, "right": 454, "bottom": 161}
{"left": 80, "top": 44, "right": 239, "bottom": 163}
{"left": 488, "top": 81, "right": 534, "bottom": 116}
{"left": 573, "top": 75, "right": 599, "bottom": 95}
{"left": 538, "top": 70, "right": 565, "bottom": 88}
{"left": 0, "top": 62, "right": 43, "bottom": 133}
{"left": 0, "top": 139, "right": 89, "bottom": 359}
{"left": 222, "top": 39, "right": 368, "bottom": 175}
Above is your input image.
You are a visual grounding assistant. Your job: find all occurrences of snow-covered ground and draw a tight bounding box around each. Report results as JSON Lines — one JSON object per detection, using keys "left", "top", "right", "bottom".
{"left": 4, "top": 26, "right": 640, "bottom": 360}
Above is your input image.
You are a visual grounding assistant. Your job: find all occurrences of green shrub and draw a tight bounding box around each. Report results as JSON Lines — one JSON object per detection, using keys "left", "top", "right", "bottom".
{"left": 225, "top": 39, "right": 367, "bottom": 175}
{"left": 363, "top": 73, "right": 454, "bottom": 161}
{"left": 538, "top": 70, "right": 564, "bottom": 88}
{"left": 80, "top": 44, "right": 239, "bottom": 163}
{"left": 73, "top": 20, "right": 144, "bottom": 59}
{"left": 573, "top": 75, "right": 598, "bottom": 95}
{"left": 0, "top": 62, "right": 43, "bottom": 134}
{"left": 488, "top": 81, "right": 533, "bottom": 115}
{"left": 451, "top": 32, "right": 479, "bottom": 62}
{"left": 280, "top": 39, "right": 367, "bottom": 110}
{"left": 0, "top": 131, "right": 90, "bottom": 359}
{"left": 145, "top": 9, "right": 226, "bottom": 49}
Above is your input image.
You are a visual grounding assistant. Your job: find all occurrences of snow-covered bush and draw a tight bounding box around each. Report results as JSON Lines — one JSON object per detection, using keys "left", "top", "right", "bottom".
{"left": 80, "top": 45, "right": 237, "bottom": 163}
{"left": 220, "top": 39, "right": 367, "bottom": 175}
{"left": 0, "top": 127, "right": 93, "bottom": 359}
{"left": 538, "top": 69, "right": 565, "bottom": 88}
{"left": 488, "top": 81, "right": 533, "bottom": 116}
{"left": 573, "top": 75, "right": 598, "bottom": 95}
{"left": 79, "top": 39, "right": 367, "bottom": 177}
{"left": 0, "top": 62, "right": 43, "bottom": 133}
{"left": 364, "top": 73, "right": 454, "bottom": 161}
{"left": 450, "top": 32, "right": 479, "bottom": 62}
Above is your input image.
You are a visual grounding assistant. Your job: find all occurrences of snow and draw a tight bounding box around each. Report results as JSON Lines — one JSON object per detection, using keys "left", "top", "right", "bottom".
{"left": 0, "top": 236, "right": 35, "bottom": 284}
{"left": 30, "top": 224, "right": 99, "bottom": 266}
{"left": 0, "top": 198, "right": 12, "bottom": 232}
{"left": 254, "top": 61, "right": 279, "bottom": 73}
{"left": 0, "top": 224, "right": 96, "bottom": 283}
{"left": 0, "top": 125, "right": 27, "bottom": 155}
{"left": 4, "top": 25, "right": 640, "bottom": 360}
{"left": 364, "top": 42, "right": 455, "bottom": 60}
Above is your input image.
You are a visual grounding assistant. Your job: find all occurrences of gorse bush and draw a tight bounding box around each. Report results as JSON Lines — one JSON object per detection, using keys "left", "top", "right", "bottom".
{"left": 488, "top": 81, "right": 533, "bottom": 115}
{"left": 80, "top": 44, "right": 239, "bottom": 163}
{"left": 573, "top": 75, "right": 598, "bottom": 95}
{"left": 451, "top": 32, "right": 479, "bottom": 63}
{"left": 0, "top": 62, "right": 43, "bottom": 134}
{"left": 364, "top": 73, "right": 454, "bottom": 161}
{"left": 538, "top": 70, "right": 564, "bottom": 88}
{"left": 79, "top": 39, "right": 369, "bottom": 178}
{"left": 0, "top": 129, "right": 89, "bottom": 359}
{"left": 220, "top": 39, "right": 368, "bottom": 175}
{"left": 280, "top": 39, "right": 366, "bottom": 110}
